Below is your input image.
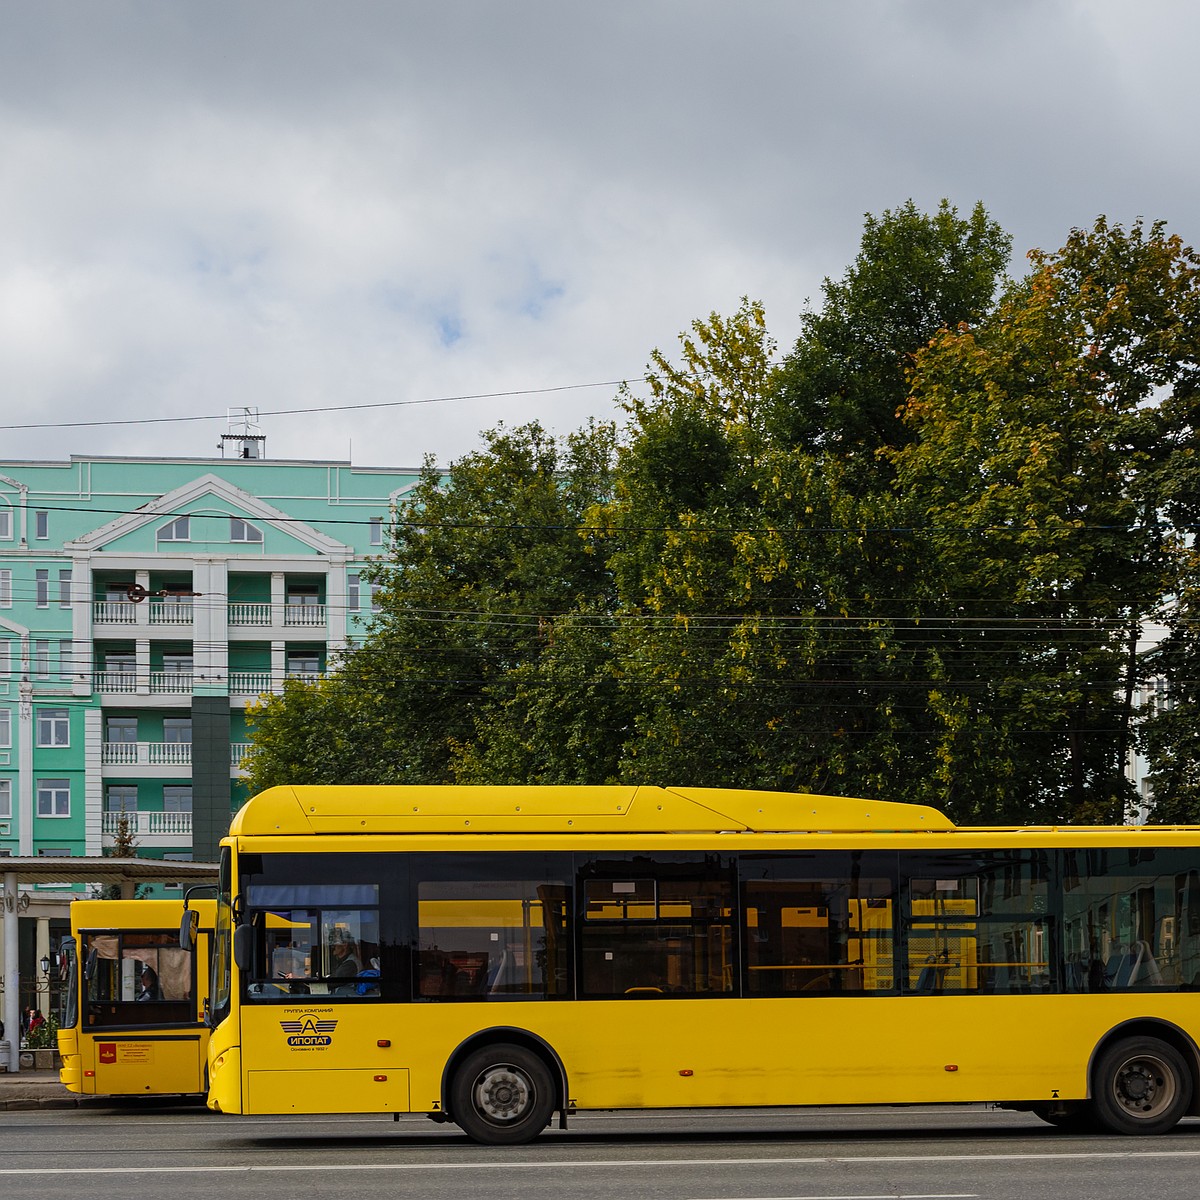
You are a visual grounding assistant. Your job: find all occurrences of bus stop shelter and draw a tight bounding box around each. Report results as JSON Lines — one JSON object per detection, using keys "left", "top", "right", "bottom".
{"left": 2, "top": 858, "right": 219, "bottom": 1072}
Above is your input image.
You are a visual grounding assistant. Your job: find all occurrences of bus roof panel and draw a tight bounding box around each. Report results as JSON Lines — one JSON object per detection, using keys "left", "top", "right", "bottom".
{"left": 228, "top": 785, "right": 955, "bottom": 837}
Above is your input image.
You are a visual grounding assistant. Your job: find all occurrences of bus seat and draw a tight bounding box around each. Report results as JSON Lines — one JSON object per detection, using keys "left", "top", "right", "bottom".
{"left": 1104, "top": 948, "right": 1134, "bottom": 988}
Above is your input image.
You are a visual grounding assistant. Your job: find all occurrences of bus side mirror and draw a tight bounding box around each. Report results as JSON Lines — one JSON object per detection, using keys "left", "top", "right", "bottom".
{"left": 233, "top": 924, "right": 253, "bottom": 972}
{"left": 180, "top": 908, "right": 198, "bottom": 952}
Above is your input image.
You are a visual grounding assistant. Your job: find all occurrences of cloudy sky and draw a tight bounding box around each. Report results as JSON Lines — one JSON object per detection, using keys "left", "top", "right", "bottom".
{"left": 1, "top": 1, "right": 1197, "bottom": 469}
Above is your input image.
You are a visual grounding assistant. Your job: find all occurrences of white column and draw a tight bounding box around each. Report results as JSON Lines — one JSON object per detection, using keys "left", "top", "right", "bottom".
{"left": 3, "top": 873, "right": 20, "bottom": 1072}
{"left": 270, "top": 572, "right": 285, "bottom": 630}
{"left": 84, "top": 707, "right": 104, "bottom": 856}
{"left": 18, "top": 679, "right": 32, "bottom": 856}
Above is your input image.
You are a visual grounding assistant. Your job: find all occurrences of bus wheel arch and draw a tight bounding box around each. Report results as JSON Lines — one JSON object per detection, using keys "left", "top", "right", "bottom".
{"left": 1088, "top": 1020, "right": 1198, "bottom": 1133}
{"left": 441, "top": 1027, "right": 567, "bottom": 1143}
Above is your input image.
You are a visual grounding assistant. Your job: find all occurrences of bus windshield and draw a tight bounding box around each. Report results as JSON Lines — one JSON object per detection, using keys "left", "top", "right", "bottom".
{"left": 59, "top": 938, "right": 78, "bottom": 1031}
{"left": 212, "top": 846, "right": 233, "bottom": 1024}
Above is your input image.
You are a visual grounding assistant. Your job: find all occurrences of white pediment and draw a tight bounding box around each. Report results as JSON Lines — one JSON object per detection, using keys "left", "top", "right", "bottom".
{"left": 64, "top": 474, "right": 349, "bottom": 556}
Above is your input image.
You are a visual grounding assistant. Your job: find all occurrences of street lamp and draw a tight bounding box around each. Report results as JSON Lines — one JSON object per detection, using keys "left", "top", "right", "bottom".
{"left": 39, "top": 954, "right": 51, "bottom": 977}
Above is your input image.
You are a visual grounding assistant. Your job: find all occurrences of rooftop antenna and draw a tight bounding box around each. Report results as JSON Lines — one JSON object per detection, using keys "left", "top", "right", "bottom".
{"left": 218, "top": 407, "right": 266, "bottom": 459}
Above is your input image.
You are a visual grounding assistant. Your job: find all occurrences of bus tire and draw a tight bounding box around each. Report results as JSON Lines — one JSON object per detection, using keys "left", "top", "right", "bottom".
{"left": 450, "top": 1043, "right": 556, "bottom": 1145}
{"left": 1091, "top": 1036, "right": 1192, "bottom": 1135}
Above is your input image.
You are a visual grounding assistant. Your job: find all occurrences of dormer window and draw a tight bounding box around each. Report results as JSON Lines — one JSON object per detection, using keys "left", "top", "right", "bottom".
{"left": 230, "top": 517, "right": 263, "bottom": 543}
{"left": 157, "top": 516, "right": 190, "bottom": 543}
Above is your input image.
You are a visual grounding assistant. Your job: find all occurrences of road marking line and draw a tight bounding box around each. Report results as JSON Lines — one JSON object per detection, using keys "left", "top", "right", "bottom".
{"left": 2, "top": 1151, "right": 1200, "bottom": 1176}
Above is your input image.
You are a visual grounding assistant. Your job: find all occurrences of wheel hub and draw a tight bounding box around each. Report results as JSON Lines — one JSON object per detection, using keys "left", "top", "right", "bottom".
{"left": 475, "top": 1067, "right": 530, "bottom": 1121}
{"left": 1116, "top": 1058, "right": 1169, "bottom": 1114}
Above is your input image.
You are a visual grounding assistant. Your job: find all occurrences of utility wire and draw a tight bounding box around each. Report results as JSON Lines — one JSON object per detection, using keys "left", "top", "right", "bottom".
{"left": 0, "top": 380, "right": 639, "bottom": 432}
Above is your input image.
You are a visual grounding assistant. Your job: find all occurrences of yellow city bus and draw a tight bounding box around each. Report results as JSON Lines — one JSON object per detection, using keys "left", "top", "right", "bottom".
{"left": 58, "top": 897, "right": 215, "bottom": 1097}
{"left": 200, "top": 784, "right": 1200, "bottom": 1142}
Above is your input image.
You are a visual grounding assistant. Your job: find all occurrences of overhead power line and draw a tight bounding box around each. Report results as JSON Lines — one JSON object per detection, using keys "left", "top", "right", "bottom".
{"left": 0, "top": 379, "right": 641, "bottom": 432}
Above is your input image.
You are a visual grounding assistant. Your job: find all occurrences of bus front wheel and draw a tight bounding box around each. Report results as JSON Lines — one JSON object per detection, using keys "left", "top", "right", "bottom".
{"left": 1092, "top": 1036, "right": 1191, "bottom": 1135}
{"left": 450, "top": 1043, "right": 556, "bottom": 1145}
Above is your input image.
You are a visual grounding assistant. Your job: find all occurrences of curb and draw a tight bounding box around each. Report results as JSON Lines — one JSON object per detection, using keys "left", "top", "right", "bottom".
{"left": 2, "top": 1096, "right": 83, "bottom": 1110}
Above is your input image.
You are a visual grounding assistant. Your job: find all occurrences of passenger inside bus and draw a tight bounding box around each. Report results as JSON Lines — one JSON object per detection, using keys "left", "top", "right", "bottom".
{"left": 136, "top": 966, "right": 160, "bottom": 1001}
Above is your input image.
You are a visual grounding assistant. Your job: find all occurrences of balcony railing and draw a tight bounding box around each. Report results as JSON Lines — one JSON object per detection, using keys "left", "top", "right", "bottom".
{"left": 102, "top": 811, "right": 192, "bottom": 838}
{"left": 284, "top": 604, "right": 326, "bottom": 627}
{"left": 229, "top": 671, "right": 273, "bottom": 695}
{"left": 231, "top": 742, "right": 251, "bottom": 768}
{"left": 149, "top": 601, "right": 194, "bottom": 625}
{"left": 93, "top": 671, "right": 138, "bottom": 693}
{"left": 93, "top": 670, "right": 324, "bottom": 696}
{"left": 102, "top": 741, "right": 192, "bottom": 766}
{"left": 227, "top": 603, "right": 328, "bottom": 627}
{"left": 150, "top": 672, "right": 193, "bottom": 694}
{"left": 228, "top": 602, "right": 272, "bottom": 626}
{"left": 93, "top": 600, "right": 137, "bottom": 625}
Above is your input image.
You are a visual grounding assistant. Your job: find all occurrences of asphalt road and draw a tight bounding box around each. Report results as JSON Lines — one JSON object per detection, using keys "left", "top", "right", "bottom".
{"left": 4, "top": 1102, "right": 1200, "bottom": 1200}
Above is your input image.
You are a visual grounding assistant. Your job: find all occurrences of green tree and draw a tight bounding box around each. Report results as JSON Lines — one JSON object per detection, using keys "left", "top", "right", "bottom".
{"left": 95, "top": 811, "right": 148, "bottom": 899}
{"left": 895, "top": 217, "right": 1195, "bottom": 822}
{"left": 245, "top": 420, "right": 619, "bottom": 789}
{"left": 767, "top": 199, "right": 1010, "bottom": 469}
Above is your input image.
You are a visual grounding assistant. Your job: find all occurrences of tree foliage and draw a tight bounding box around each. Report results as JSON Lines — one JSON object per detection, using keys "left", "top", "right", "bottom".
{"left": 245, "top": 204, "right": 1200, "bottom": 826}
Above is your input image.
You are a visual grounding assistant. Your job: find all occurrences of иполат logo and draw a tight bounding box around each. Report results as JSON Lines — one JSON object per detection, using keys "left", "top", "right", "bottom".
{"left": 280, "top": 1014, "right": 338, "bottom": 1047}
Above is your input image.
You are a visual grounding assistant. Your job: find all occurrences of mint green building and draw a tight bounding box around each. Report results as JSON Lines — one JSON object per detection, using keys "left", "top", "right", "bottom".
{"left": 0, "top": 441, "right": 418, "bottom": 987}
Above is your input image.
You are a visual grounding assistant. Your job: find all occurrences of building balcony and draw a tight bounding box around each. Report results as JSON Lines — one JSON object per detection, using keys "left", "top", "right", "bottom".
{"left": 92, "top": 600, "right": 195, "bottom": 626}
{"left": 101, "top": 810, "right": 192, "bottom": 845}
{"left": 103, "top": 741, "right": 192, "bottom": 767}
{"left": 92, "top": 672, "right": 195, "bottom": 694}
{"left": 93, "top": 600, "right": 137, "bottom": 625}
{"left": 227, "top": 603, "right": 327, "bottom": 628}
{"left": 230, "top": 671, "right": 273, "bottom": 695}
{"left": 102, "top": 740, "right": 252, "bottom": 776}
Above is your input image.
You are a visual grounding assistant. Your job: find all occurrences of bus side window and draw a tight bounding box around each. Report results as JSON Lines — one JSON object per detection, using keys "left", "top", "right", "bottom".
{"left": 579, "top": 858, "right": 735, "bottom": 998}
{"left": 741, "top": 851, "right": 895, "bottom": 997}
{"left": 413, "top": 859, "right": 570, "bottom": 1002}
{"left": 901, "top": 851, "right": 1051, "bottom": 995}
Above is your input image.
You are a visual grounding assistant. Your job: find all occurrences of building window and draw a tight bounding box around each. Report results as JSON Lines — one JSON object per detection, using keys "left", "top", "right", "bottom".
{"left": 287, "top": 587, "right": 319, "bottom": 607}
{"left": 0, "top": 642, "right": 8, "bottom": 685}
{"left": 0, "top": 707, "right": 11, "bottom": 749}
{"left": 37, "top": 778, "right": 70, "bottom": 818}
{"left": 106, "top": 717, "right": 137, "bottom": 744}
{"left": 59, "top": 640, "right": 73, "bottom": 679}
{"left": 287, "top": 652, "right": 320, "bottom": 677}
{"left": 348, "top": 573, "right": 360, "bottom": 609}
{"left": 161, "top": 654, "right": 193, "bottom": 676}
{"left": 368, "top": 581, "right": 380, "bottom": 614}
{"left": 59, "top": 568, "right": 72, "bottom": 608}
{"left": 37, "top": 707, "right": 70, "bottom": 747}
{"left": 34, "top": 640, "right": 50, "bottom": 679}
{"left": 163, "top": 718, "right": 191, "bottom": 744}
{"left": 37, "top": 847, "right": 70, "bottom": 857}
{"left": 36, "top": 569, "right": 49, "bottom": 607}
{"left": 105, "top": 785, "right": 138, "bottom": 813}
{"left": 157, "top": 516, "right": 190, "bottom": 542}
{"left": 0, "top": 778, "right": 11, "bottom": 819}
{"left": 0, "top": 569, "right": 10, "bottom": 607}
{"left": 230, "top": 517, "right": 263, "bottom": 543}
{"left": 369, "top": 516, "right": 383, "bottom": 546}
{"left": 0, "top": 508, "right": 11, "bottom": 539}
{"left": 163, "top": 786, "right": 192, "bottom": 813}
{"left": 34, "top": 510, "right": 49, "bottom": 540}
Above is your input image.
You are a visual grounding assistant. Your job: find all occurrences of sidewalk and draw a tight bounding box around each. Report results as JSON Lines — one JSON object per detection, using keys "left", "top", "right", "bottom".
{"left": 0, "top": 1068, "right": 84, "bottom": 1110}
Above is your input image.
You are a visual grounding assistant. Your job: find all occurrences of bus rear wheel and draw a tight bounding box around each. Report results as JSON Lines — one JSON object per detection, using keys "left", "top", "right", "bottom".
{"left": 451, "top": 1043, "right": 556, "bottom": 1145}
{"left": 1092, "top": 1036, "right": 1192, "bottom": 1135}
